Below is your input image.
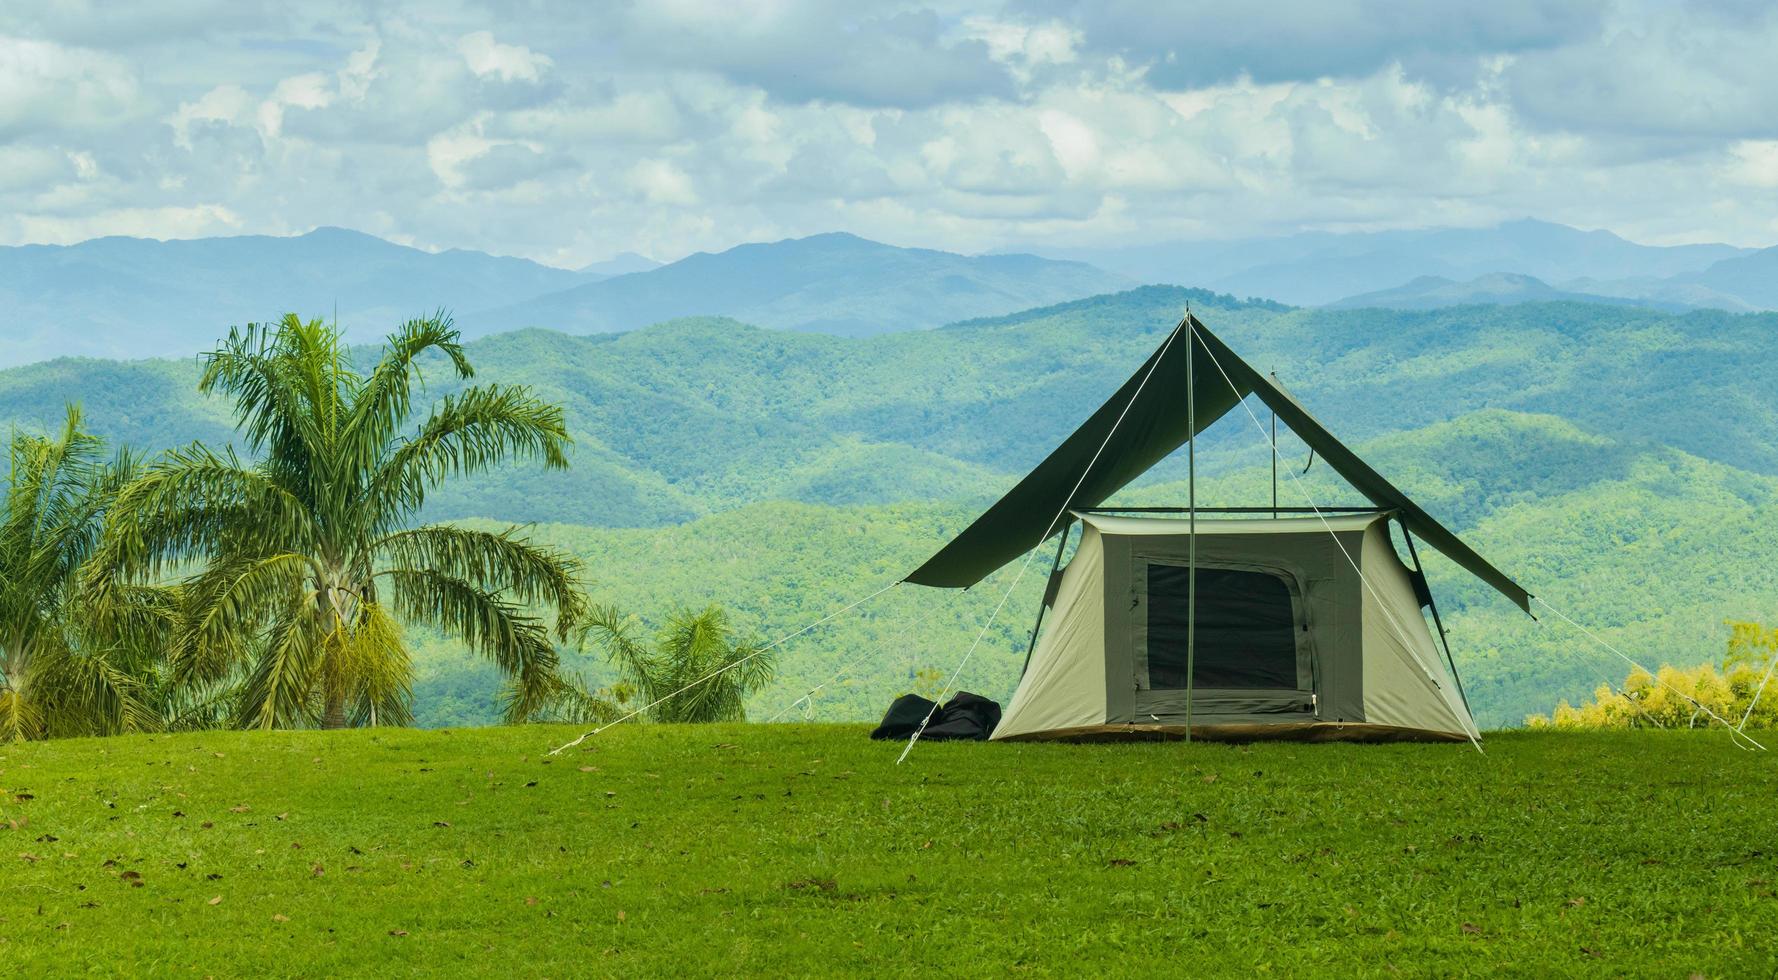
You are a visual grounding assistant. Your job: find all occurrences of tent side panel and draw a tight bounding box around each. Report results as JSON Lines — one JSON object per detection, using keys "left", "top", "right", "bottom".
{"left": 991, "top": 526, "right": 1110, "bottom": 740}
{"left": 1357, "top": 524, "right": 1477, "bottom": 739}
{"left": 1304, "top": 530, "right": 1367, "bottom": 725}
{"left": 1101, "top": 531, "right": 1136, "bottom": 724}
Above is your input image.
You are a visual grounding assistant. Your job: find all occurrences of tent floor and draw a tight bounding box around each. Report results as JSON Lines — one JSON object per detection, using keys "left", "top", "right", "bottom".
{"left": 993, "top": 722, "right": 1470, "bottom": 744}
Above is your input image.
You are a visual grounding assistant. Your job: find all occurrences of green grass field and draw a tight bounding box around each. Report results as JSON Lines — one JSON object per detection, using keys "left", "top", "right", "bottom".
{"left": 4, "top": 726, "right": 1774, "bottom": 977}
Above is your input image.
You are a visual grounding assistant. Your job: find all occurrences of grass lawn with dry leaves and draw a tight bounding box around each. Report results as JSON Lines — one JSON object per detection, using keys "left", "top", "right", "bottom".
{"left": 3, "top": 725, "right": 1775, "bottom": 976}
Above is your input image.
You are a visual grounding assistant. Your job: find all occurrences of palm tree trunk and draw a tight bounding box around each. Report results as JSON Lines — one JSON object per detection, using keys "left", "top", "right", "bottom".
{"left": 321, "top": 690, "right": 348, "bottom": 730}
{"left": 319, "top": 581, "right": 350, "bottom": 730}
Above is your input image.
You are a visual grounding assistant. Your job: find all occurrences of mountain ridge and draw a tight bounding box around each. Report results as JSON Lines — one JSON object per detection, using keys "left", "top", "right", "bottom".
{"left": 1327, "top": 272, "right": 1685, "bottom": 312}
{"left": 0, "top": 226, "right": 587, "bottom": 366}
{"left": 466, "top": 231, "right": 1135, "bottom": 338}
{"left": 1024, "top": 219, "right": 1761, "bottom": 308}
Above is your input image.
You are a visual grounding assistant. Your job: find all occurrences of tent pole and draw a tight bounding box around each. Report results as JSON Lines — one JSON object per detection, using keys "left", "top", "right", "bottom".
{"left": 1020, "top": 521, "right": 1073, "bottom": 679}
{"left": 1401, "top": 519, "right": 1471, "bottom": 719}
{"left": 1270, "top": 372, "right": 1278, "bottom": 519}
{"left": 1186, "top": 310, "right": 1197, "bottom": 743}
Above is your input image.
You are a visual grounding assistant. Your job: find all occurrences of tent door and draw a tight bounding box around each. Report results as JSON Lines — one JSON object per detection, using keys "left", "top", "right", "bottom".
{"left": 1131, "top": 558, "right": 1317, "bottom": 722}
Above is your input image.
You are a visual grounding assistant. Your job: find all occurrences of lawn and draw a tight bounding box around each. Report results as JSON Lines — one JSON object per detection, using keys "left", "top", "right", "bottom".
{"left": 3, "top": 726, "right": 1774, "bottom": 977}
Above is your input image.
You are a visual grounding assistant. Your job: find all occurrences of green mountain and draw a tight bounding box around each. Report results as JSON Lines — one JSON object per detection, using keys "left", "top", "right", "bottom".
{"left": 6, "top": 287, "right": 1777, "bottom": 731}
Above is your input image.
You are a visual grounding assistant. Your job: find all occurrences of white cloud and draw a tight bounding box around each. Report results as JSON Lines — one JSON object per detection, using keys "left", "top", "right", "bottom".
{"left": 426, "top": 117, "right": 496, "bottom": 188}
{"left": 169, "top": 84, "right": 255, "bottom": 147}
{"left": 0, "top": 34, "right": 143, "bottom": 136}
{"left": 0, "top": 144, "right": 74, "bottom": 192}
{"left": 1, "top": 1, "right": 1777, "bottom": 264}
{"left": 1724, "top": 141, "right": 1778, "bottom": 189}
{"left": 9, "top": 203, "right": 243, "bottom": 245}
{"left": 627, "top": 159, "right": 699, "bottom": 206}
{"left": 338, "top": 40, "right": 381, "bottom": 100}
{"left": 68, "top": 150, "right": 99, "bottom": 179}
{"left": 961, "top": 15, "right": 1081, "bottom": 81}
{"left": 457, "top": 31, "right": 551, "bottom": 83}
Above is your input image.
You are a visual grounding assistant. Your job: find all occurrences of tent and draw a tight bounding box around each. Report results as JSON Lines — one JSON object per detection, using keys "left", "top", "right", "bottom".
{"left": 906, "top": 314, "right": 1530, "bottom": 743}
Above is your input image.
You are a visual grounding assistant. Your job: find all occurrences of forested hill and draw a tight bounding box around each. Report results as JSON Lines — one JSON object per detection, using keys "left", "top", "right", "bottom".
{"left": 8, "top": 285, "right": 1774, "bottom": 527}
{"left": 5, "top": 286, "right": 1777, "bottom": 729}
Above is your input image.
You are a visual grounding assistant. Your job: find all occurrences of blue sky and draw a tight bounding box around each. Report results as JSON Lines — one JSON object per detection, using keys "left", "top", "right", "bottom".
{"left": 2, "top": 1, "right": 1774, "bottom": 266}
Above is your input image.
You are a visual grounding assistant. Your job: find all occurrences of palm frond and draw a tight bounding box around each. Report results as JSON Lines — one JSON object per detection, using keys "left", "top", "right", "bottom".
{"left": 234, "top": 603, "right": 325, "bottom": 730}
{"left": 1, "top": 407, "right": 164, "bottom": 741}
{"left": 381, "top": 567, "right": 558, "bottom": 722}
{"left": 32, "top": 635, "right": 159, "bottom": 738}
{"left": 198, "top": 317, "right": 335, "bottom": 474}
{"left": 172, "top": 552, "right": 314, "bottom": 685}
{"left": 335, "top": 602, "right": 415, "bottom": 728}
{"left": 514, "top": 670, "right": 630, "bottom": 726}
{"left": 576, "top": 604, "right": 773, "bottom": 724}
{"left": 342, "top": 312, "right": 471, "bottom": 475}
{"left": 98, "top": 443, "right": 314, "bottom": 581}
{"left": 374, "top": 525, "right": 587, "bottom": 638}
{"left": 575, "top": 602, "right": 658, "bottom": 689}
{"left": 368, "top": 384, "right": 570, "bottom": 522}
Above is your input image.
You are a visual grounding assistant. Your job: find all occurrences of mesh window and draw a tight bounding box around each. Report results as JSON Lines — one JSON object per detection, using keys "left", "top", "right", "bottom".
{"left": 1146, "top": 564, "right": 1299, "bottom": 690}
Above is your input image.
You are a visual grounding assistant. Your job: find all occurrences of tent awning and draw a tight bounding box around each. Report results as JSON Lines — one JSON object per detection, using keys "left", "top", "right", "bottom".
{"left": 903, "top": 315, "right": 1531, "bottom": 613}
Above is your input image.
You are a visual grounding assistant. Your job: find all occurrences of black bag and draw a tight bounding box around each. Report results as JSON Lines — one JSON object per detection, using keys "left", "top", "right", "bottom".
{"left": 921, "top": 692, "right": 1003, "bottom": 741}
{"left": 870, "top": 691, "right": 1002, "bottom": 742}
{"left": 869, "top": 694, "right": 938, "bottom": 740}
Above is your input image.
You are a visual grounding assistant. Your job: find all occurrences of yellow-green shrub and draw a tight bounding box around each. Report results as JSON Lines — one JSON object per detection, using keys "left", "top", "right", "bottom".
{"left": 1526, "top": 622, "right": 1778, "bottom": 730}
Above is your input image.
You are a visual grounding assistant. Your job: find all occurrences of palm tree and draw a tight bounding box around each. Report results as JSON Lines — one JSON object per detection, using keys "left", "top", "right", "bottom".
{"left": 0, "top": 408, "right": 171, "bottom": 741}
{"left": 96, "top": 313, "right": 587, "bottom": 730}
{"left": 576, "top": 604, "right": 773, "bottom": 723}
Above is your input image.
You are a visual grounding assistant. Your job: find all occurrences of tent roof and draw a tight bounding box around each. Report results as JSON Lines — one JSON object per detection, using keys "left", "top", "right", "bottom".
{"left": 903, "top": 315, "right": 1532, "bottom": 613}
{"left": 1079, "top": 512, "right": 1386, "bottom": 537}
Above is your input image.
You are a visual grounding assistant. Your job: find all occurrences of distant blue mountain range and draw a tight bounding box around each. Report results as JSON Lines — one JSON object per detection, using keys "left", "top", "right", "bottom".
{"left": 2, "top": 219, "right": 1771, "bottom": 368}
{"left": 0, "top": 227, "right": 585, "bottom": 365}
{"left": 1024, "top": 219, "right": 1767, "bottom": 311}
{"left": 0, "top": 228, "right": 1130, "bottom": 366}
{"left": 467, "top": 232, "right": 1134, "bottom": 339}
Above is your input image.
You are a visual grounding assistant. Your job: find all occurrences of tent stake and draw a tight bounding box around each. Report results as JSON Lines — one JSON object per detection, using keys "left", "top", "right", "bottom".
{"left": 1185, "top": 310, "right": 1197, "bottom": 743}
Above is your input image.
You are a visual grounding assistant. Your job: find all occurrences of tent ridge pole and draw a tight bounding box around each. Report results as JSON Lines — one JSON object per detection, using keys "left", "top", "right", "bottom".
{"left": 1186, "top": 308, "right": 1196, "bottom": 743}
{"left": 1270, "top": 370, "right": 1278, "bottom": 519}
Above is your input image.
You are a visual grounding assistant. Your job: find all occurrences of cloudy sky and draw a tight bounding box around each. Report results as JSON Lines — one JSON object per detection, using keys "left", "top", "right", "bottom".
{"left": 3, "top": 0, "right": 1775, "bottom": 266}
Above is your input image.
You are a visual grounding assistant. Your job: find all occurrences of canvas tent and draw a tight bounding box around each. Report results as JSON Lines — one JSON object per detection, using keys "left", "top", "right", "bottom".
{"left": 906, "top": 315, "right": 1530, "bottom": 743}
